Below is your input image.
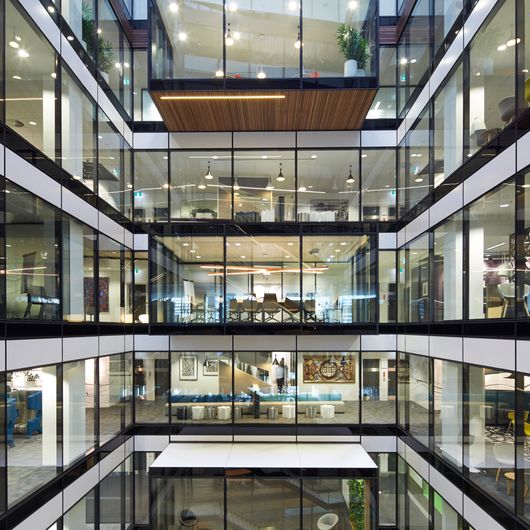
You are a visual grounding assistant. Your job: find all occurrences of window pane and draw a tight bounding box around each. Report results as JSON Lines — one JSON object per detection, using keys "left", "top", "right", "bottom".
{"left": 361, "top": 149, "right": 396, "bottom": 221}
{"left": 62, "top": 0, "right": 96, "bottom": 60}
{"left": 169, "top": 352, "right": 232, "bottom": 424}
{"left": 379, "top": 250, "right": 397, "bottom": 323}
{"left": 226, "top": 2, "right": 299, "bottom": 79}
{"left": 63, "top": 217, "right": 97, "bottom": 322}
{"left": 467, "top": 181, "right": 514, "bottom": 319}
{"left": 5, "top": 0, "right": 58, "bottom": 159}
{"left": 170, "top": 151, "right": 231, "bottom": 220}
{"left": 468, "top": 0, "right": 516, "bottom": 157}
{"left": 362, "top": 352, "right": 396, "bottom": 424}
{"left": 433, "top": 213, "right": 463, "bottom": 321}
{"left": 6, "top": 183, "right": 60, "bottom": 320}
{"left": 63, "top": 359, "right": 97, "bottom": 466}
{"left": 234, "top": 151, "right": 295, "bottom": 223}
{"left": 433, "top": 63, "right": 463, "bottom": 185}
{"left": 134, "top": 150, "right": 169, "bottom": 222}
{"left": 434, "top": 0, "right": 463, "bottom": 51}
{"left": 7, "top": 366, "right": 60, "bottom": 506}
{"left": 433, "top": 359, "right": 462, "bottom": 469}
{"left": 134, "top": 352, "right": 169, "bottom": 423}
{"left": 61, "top": 66, "right": 97, "bottom": 191}
{"left": 63, "top": 488, "right": 96, "bottom": 529}
{"left": 297, "top": 150, "right": 359, "bottom": 222}
{"left": 466, "top": 365, "right": 514, "bottom": 509}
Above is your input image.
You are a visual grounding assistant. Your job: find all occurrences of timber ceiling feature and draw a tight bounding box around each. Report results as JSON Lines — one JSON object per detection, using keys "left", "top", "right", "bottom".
{"left": 150, "top": 89, "right": 377, "bottom": 132}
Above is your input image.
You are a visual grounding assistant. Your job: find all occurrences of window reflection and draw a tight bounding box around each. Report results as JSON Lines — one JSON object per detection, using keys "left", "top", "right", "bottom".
{"left": 134, "top": 352, "right": 169, "bottom": 423}
{"left": 361, "top": 149, "right": 396, "bottom": 220}
{"left": 134, "top": 151, "right": 169, "bottom": 222}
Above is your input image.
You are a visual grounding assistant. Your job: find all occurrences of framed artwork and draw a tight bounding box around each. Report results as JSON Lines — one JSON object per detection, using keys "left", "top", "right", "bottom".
{"left": 203, "top": 359, "right": 219, "bottom": 376}
{"left": 179, "top": 355, "right": 198, "bottom": 381}
{"left": 303, "top": 354, "right": 356, "bottom": 383}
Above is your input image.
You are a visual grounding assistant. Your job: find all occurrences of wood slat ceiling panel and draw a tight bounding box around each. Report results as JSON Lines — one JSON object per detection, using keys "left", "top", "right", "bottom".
{"left": 151, "top": 89, "right": 377, "bottom": 132}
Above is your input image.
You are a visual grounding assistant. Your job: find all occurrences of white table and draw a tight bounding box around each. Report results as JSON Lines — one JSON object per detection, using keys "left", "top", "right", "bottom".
{"left": 218, "top": 406, "right": 231, "bottom": 420}
{"left": 282, "top": 404, "right": 296, "bottom": 419}
{"left": 191, "top": 405, "right": 205, "bottom": 420}
{"left": 320, "top": 404, "right": 335, "bottom": 419}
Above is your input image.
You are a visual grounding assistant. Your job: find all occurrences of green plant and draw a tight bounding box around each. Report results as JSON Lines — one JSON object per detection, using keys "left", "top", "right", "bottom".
{"left": 348, "top": 479, "right": 365, "bottom": 530}
{"left": 82, "top": 1, "right": 114, "bottom": 74}
{"left": 336, "top": 24, "right": 369, "bottom": 69}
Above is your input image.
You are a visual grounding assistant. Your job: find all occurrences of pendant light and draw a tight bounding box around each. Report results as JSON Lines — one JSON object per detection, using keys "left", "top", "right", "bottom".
{"left": 205, "top": 161, "right": 214, "bottom": 180}
{"left": 8, "top": 34, "right": 21, "bottom": 49}
{"left": 294, "top": 26, "right": 302, "bottom": 49}
{"left": 198, "top": 182, "right": 206, "bottom": 190}
{"left": 225, "top": 23, "right": 234, "bottom": 46}
{"left": 346, "top": 164, "right": 355, "bottom": 184}
{"left": 298, "top": 182, "right": 307, "bottom": 192}
{"left": 266, "top": 178, "right": 274, "bottom": 191}
{"left": 257, "top": 65, "right": 266, "bottom": 79}
{"left": 233, "top": 178, "right": 240, "bottom": 191}
{"left": 276, "top": 163, "right": 285, "bottom": 182}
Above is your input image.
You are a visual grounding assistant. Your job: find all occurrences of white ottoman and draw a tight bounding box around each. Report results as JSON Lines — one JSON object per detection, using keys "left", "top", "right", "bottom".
{"left": 191, "top": 405, "right": 205, "bottom": 420}
{"left": 282, "top": 404, "right": 296, "bottom": 419}
{"left": 218, "top": 406, "right": 231, "bottom": 420}
{"left": 320, "top": 404, "right": 335, "bottom": 419}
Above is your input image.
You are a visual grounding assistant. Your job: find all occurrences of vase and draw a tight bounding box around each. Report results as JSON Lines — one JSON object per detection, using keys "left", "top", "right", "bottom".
{"left": 344, "top": 59, "right": 358, "bottom": 77}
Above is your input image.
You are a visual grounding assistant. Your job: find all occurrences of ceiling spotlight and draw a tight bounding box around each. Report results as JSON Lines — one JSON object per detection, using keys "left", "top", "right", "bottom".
{"left": 178, "top": 31, "right": 187, "bottom": 41}
{"left": 233, "top": 178, "right": 240, "bottom": 191}
{"left": 225, "top": 23, "right": 234, "bottom": 46}
{"left": 169, "top": 2, "right": 178, "bottom": 12}
{"left": 228, "top": 1, "right": 238, "bottom": 11}
{"left": 18, "top": 49, "right": 29, "bottom": 58}
{"left": 349, "top": 0, "right": 358, "bottom": 8}
{"left": 346, "top": 165, "right": 355, "bottom": 184}
{"left": 266, "top": 178, "right": 274, "bottom": 191}
{"left": 276, "top": 163, "right": 285, "bottom": 182}
{"left": 205, "top": 161, "right": 214, "bottom": 180}
{"left": 497, "top": 44, "right": 507, "bottom": 51}
{"left": 257, "top": 65, "right": 266, "bottom": 79}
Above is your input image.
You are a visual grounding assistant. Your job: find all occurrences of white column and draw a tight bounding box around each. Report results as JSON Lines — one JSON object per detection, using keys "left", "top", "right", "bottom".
{"left": 41, "top": 367, "right": 57, "bottom": 466}
{"left": 468, "top": 225, "right": 485, "bottom": 319}
{"left": 63, "top": 361, "right": 86, "bottom": 464}
{"left": 443, "top": 227, "right": 463, "bottom": 320}
{"left": 42, "top": 80, "right": 56, "bottom": 159}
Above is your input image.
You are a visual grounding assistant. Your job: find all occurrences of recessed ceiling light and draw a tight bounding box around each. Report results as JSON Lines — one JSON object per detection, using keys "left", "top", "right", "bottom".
{"left": 28, "top": 120, "right": 37, "bottom": 126}
{"left": 235, "top": 243, "right": 241, "bottom": 247}
{"left": 18, "top": 49, "right": 29, "bottom": 58}
{"left": 67, "top": 35, "right": 74, "bottom": 41}
{"left": 288, "top": 242, "right": 294, "bottom": 246}
{"left": 47, "top": 5, "right": 55, "bottom": 13}
{"left": 50, "top": 72, "right": 57, "bottom": 79}
{"left": 400, "top": 57, "right": 408, "bottom": 65}
{"left": 182, "top": 243, "right": 189, "bottom": 246}
{"left": 507, "top": 38, "right": 520, "bottom": 47}
{"left": 228, "top": 2, "right": 238, "bottom": 12}
{"left": 497, "top": 44, "right": 507, "bottom": 51}
{"left": 127, "top": 183, "right": 133, "bottom": 188}
{"left": 169, "top": 2, "right": 178, "bottom": 12}
{"left": 73, "top": 174, "right": 82, "bottom": 180}
{"left": 215, "top": 69, "right": 224, "bottom": 77}
{"left": 163, "top": 155, "right": 168, "bottom": 160}
{"left": 190, "top": 249, "right": 196, "bottom": 253}
{"left": 348, "top": 0, "right": 358, "bottom": 8}
{"left": 500, "top": 203, "right": 510, "bottom": 208}
{"left": 361, "top": 154, "right": 367, "bottom": 158}
{"left": 12, "top": 75, "right": 21, "bottom": 80}
{"left": 97, "top": 28, "right": 102, "bottom": 34}
{"left": 8, "top": 38, "right": 20, "bottom": 49}
{"left": 196, "top": 255, "right": 201, "bottom": 258}
{"left": 340, "top": 242, "right": 347, "bottom": 246}
{"left": 234, "top": 31, "right": 241, "bottom": 40}
{"left": 178, "top": 32, "right": 187, "bottom": 41}
{"left": 288, "top": 1, "right": 299, "bottom": 10}
{"left": 415, "top": 177, "right": 423, "bottom": 183}
{"left": 311, "top": 155, "right": 318, "bottom": 159}
{"left": 162, "top": 183, "right": 170, "bottom": 189}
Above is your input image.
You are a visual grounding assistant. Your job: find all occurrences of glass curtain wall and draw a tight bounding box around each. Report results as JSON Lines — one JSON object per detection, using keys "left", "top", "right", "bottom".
{"left": 134, "top": 352, "right": 169, "bottom": 423}
{"left": 379, "top": 250, "right": 397, "bottom": 323}
{"left": 134, "top": 151, "right": 169, "bottom": 223}
{"left": 100, "top": 457, "right": 133, "bottom": 528}
{"left": 367, "top": 46, "right": 397, "bottom": 119}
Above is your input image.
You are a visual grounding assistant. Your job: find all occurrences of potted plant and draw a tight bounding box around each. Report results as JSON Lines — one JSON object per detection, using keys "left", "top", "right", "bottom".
{"left": 82, "top": 1, "right": 114, "bottom": 81}
{"left": 336, "top": 24, "right": 369, "bottom": 77}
